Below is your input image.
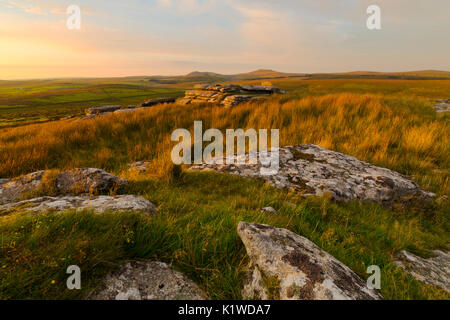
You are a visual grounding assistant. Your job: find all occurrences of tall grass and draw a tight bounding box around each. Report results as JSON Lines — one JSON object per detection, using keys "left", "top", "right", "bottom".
{"left": 1, "top": 93, "right": 448, "bottom": 195}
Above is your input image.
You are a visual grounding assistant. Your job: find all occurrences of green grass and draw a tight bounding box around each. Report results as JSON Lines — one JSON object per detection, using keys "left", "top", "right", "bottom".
{"left": 1, "top": 172, "right": 448, "bottom": 300}
{"left": 0, "top": 77, "right": 448, "bottom": 300}
{"left": 0, "top": 79, "right": 185, "bottom": 128}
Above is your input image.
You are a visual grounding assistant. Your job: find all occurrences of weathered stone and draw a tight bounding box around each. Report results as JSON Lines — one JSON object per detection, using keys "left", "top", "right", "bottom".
{"left": 260, "top": 207, "right": 277, "bottom": 214}
{"left": 0, "top": 195, "right": 157, "bottom": 215}
{"left": 191, "top": 144, "right": 435, "bottom": 204}
{"left": 221, "top": 95, "right": 253, "bottom": 107}
{"left": 240, "top": 85, "right": 286, "bottom": 94}
{"left": 431, "top": 99, "right": 450, "bottom": 113}
{"left": 0, "top": 168, "right": 128, "bottom": 204}
{"left": 238, "top": 222, "right": 382, "bottom": 300}
{"left": 141, "top": 97, "right": 176, "bottom": 107}
{"left": 394, "top": 250, "right": 449, "bottom": 292}
{"left": 179, "top": 83, "right": 284, "bottom": 107}
{"left": 85, "top": 105, "right": 122, "bottom": 115}
{"left": 88, "top": 261, "right": 207, "bottom": 300}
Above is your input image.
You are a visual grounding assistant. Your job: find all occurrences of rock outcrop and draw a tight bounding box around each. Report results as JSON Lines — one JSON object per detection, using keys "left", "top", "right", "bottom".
{"left": 0, "top": 168, "right": 128, "bottom": 204}
{"left": 88, "top": 261, "right": 206, "bottom": 300}
{"left": 0, "top": 195, "right": 156, "bottom": 215}
{"left": 191, "top": 144, "right": 435, "bottom": 204}
{"left": 394, "top": 250, "right": 449, "bottom": 292}
{"left": 238, "top": 222, "right": 382, "bottom": 300}
{"left": 178, "top": 83, "right": 285, "bottom": 106}
{"left": 432, "top": 99, "right": 450, "bottom": 113}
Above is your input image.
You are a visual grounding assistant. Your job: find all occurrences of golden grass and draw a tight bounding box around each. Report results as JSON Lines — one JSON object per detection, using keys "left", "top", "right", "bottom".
{"left": 0, "top": 93, "right": 448, "bottom": 196}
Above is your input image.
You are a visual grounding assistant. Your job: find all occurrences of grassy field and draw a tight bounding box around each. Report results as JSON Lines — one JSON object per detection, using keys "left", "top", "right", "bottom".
{"left": 0, "top": 78, "right": 185, "bottom": 128}
{"left": 0, "top": 78, "right": 449, "bottom": 300}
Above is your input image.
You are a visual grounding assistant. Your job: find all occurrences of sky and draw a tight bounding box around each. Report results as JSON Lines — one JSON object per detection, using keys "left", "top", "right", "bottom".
{"left": 0, "top": 0, "right": 449, "bottom": 79}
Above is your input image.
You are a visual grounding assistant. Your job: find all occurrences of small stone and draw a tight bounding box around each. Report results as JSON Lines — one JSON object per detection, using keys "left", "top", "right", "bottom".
{"left": 260, "top": 207, "right": 277, "bottom": 214}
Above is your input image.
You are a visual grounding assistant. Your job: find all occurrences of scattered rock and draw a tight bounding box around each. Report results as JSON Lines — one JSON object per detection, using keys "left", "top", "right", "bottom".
{"left": 141, "top": 97, "right": 176, "bottom": 107}
{"left": 85, "top": 105, "right": 123, "bottom": 116}
{"left": 394, "top": 250, "right": 449, "bottom": 292}
{"left": 431, "top": 99, "right": 450, "bottom": 113}
{"left": 191, "top": 144, "right": 435, "bottom": 204}
{"left": 114, "top": 108, "right": 141, "bottom": 114}
{"left": 0, "top": 168, "right": 128, "bottom": 204}
{"left": 88, "top": 261, "right": 207, "bottom": 300}
{"left": 238, "top": 222, "right": 382, "bottom": 300}
{"left": 178, "top": 83, "right": 284, "bottom": 106}
{"left": 0, "top": 195, "right": 157, "bottom": 215}
{"left": 260, "top": 207, "right": 277, "bottom": 214}
{"left": 128, "top": 161, "right": 151, "bottom": 173}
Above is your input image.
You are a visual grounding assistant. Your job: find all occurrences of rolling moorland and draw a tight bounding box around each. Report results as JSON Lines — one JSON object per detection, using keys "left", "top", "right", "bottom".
{"left": 0, "top": 70, "right": 449, "bottom": 299}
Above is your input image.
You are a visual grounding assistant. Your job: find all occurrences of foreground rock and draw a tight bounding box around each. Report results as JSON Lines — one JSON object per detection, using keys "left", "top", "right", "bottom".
{"left": 238, "top": 222, "right": 382, "bottom": 300}
{"left": 0, "top": 195, "right": 156, "bottom": 215}
{"left": 0, "top": 168, "right": 128, "bottom": 204}
{"left": 178, "top": 83, "right": 284, "bottom": 106}
{"left": 88, "top": 261, "right": 206, "bottom": 300}
{"left": 191, "top": 144, "right": 435, "bottom": 204}
{"left": 394, "top": 250, "right": 449, "bottom": 292}
{"left": 432, "top": 99, "right": 450, "bottom": 113}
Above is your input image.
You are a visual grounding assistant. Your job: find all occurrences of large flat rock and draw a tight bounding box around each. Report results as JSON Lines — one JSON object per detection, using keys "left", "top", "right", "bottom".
{"left": 238, "top": 222, "right": 382, "bottom": 300}
{"left": 191, "top": 144, "right": 435, "bottom": 203}
{"left": 394, "top": 250, "right": 449, "bottom": 292}
{"left": 0, "top": 195, "right": 157, "bottom": 215}
{"left": 88, "top": 261, "right": 207, "bottom": 300}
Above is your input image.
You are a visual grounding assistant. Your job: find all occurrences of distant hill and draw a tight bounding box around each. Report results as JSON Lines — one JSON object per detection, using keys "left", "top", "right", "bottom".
{"left": 147, "top": 69, "right": 306, "bottom": 84}
{"left": 309, "top": 70, "right": 450, "bottom": 80}
{"left": 233, "top": 69, "right": 306, "bottom": 80}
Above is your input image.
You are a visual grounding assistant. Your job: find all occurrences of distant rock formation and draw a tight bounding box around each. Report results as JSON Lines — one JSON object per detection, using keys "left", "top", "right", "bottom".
{"left": 191, "top": 144, "right": 435, "bottom": 204}
{"left": 88, "top": 261, "right": 207, "bottom": 300}
{"left": 140, "top": 97, "right": 177, "bottom": 107}
{"left": 0, "top": 195, "right": 156, "bottom": 215}
{"left": 238, "top": 222, "right": 382, "bottom": 300}
{"left": 178, "top": 83, "right": 285, "bottom": 106}
{"left": 394, "top": 250, "right": 449, "bottom": 292}
{"left": 85, "top": 105, "right": 123, "bottom": 115}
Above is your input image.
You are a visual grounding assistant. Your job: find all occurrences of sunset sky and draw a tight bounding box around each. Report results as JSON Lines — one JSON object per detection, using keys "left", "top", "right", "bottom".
{"left": 1, "top": 0, "right": 449, "bottom": 79}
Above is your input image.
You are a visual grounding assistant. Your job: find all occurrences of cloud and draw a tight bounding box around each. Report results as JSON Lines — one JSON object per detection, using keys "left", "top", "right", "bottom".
{"left": 7, "top": 0, "right": 47, "bottom": 15}
{"left": 157, "top": 0, "right": 217, "bottom": 14}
